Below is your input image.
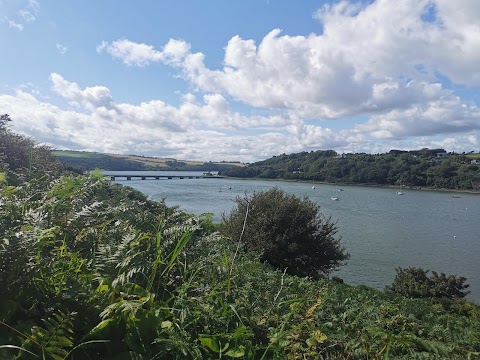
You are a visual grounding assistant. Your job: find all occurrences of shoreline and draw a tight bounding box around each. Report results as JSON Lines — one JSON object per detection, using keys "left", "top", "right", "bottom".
{"left": 222, "top": 176, "right": 480, "bottom": 195}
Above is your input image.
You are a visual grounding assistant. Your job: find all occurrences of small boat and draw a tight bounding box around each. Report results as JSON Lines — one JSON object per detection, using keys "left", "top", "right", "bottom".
{"left": 312, "top": 186, "right": 315, "bottom": 189}
{"left": 452, "top": 195, "right": 461, "bottom": 198}
{"left": 331, "top": 186, "right": 339, "bottom": 200}
{"left": 397, "top": 191, "right": 404, "bottom": 195}
{"left": 337, "top": 188, "right": 344, "bottom": 191}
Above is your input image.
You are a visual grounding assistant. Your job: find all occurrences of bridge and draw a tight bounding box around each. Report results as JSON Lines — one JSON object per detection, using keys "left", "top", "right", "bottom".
{"left": 105, "top": 174, "right": 224, "bottom": 181}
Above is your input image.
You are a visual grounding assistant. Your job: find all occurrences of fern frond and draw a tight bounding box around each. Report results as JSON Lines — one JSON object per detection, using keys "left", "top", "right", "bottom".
{"left": 19, "top": 311, "right": 75, "bottom": 360}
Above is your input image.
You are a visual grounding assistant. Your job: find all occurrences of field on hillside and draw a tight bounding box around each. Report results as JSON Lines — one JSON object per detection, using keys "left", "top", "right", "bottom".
{"left": 53, "top": 150, "right": 245, "bottom": 171}
{"left": 52, "top": 150, "right": 100, "bottom": 158}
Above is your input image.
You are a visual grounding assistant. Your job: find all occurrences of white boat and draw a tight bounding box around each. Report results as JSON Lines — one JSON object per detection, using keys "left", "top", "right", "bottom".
{"left": 331, "top": 186, "right": 339, "bottom": 200}
{"left": 397, "top": 191, "right": 404, "bottom": 195}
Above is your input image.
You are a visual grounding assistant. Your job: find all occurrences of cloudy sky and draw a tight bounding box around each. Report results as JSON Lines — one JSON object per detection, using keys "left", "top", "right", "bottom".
{"left": 1, "top": 0, "right": 480, "bottom": 162}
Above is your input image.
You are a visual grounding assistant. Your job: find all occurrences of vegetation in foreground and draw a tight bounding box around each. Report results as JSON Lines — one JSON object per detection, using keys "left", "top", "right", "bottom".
{"left": 1, "top": 116, "right": 480, "bottom": 359}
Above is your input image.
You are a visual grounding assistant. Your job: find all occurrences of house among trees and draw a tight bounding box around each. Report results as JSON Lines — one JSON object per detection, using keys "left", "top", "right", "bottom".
{"left": 436, "top": 152, "right": 451, "bottom": 157}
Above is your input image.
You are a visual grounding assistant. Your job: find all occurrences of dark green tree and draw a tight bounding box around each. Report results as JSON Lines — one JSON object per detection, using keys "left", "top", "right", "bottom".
{"left": 221, "top": 188, "right": 349, "bottom": 278}
{"left": 0, "top": 115, "right": 63, "bottom": 184}
{"left": 389, "top": 267, "right": 470, "bottom": 299}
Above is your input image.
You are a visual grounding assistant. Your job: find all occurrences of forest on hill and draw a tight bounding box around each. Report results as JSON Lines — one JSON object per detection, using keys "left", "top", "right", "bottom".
{"left": 53, "top": 150, "right": 243, "bottom": 173}
{"left": 220, "top": 149, "right": 480, "bottom": 191}
{"left": 1, "top": 115, "right": 480, "bottom": 359}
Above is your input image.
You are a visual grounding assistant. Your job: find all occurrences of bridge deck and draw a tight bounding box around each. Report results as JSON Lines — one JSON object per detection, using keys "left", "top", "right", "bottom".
{"left": 105, "top": 174, "right": 224, "bottom": 181}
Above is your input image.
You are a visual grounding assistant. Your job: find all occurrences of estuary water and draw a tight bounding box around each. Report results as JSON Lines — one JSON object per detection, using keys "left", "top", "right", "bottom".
{"left": 106, "top": 171, "right": 480, "bottom": 302}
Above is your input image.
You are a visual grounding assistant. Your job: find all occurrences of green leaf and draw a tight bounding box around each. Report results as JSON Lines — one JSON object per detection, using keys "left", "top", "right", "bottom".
{"left": 199, "top": 336, "right": 229, "bottom": 353}
{"left": 161, "top": 320, "right": 172, "bottom": 329}
{"left": 89, "top": 318, "right": 116, "bottom": 337}
{"left": 224, "top": 346, "right": 245, "bottom": 358}
{"left": 96, "top": 284, "right": 110, "bottom": 293}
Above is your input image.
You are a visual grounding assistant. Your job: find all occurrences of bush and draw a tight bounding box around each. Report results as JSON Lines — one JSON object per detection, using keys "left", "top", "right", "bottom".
{"left": 389, "top": 267, "right": 470, "bottom": 299}
{"left": 0, "top": 114, "right": 64, "bottom": 184}
{"left": 220, "top": 188, "right": 349, "bottom": 278}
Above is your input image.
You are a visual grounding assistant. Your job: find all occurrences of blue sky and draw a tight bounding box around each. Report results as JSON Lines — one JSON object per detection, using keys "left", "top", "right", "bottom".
{"left": 1, "top": 0, "right": 480, "bottom": 162}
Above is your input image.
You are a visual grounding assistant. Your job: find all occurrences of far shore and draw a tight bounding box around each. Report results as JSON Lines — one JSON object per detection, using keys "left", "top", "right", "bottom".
{"left": 221, "top": 175, "right": 480, "bottom": 195}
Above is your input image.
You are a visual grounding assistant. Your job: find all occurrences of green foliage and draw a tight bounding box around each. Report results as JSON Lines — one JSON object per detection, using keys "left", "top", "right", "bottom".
{"left": 53, "top": 150, "right": 242, "bottom": 172}
{"left": 389, "top": 267, "right": 470, "bottom": 300}
{"left": 19, "top": 311, "right": 75, "bottom": 360}
{"left": 0, "top": 115, "right": 64, "bottom": 185}
{"left": 221, "top": 188, "right": 349, "bottom": 278}
{"left": 220, "top": 149, "right": 480, "bottom": 190}
{"left": 1, "top": 126, "right": 480, "bottom": 359}
{"left": 53, "top": 151, "right": 148, "bottom": 171}
{"left": 1, "top": 174, "right": 480, "bottom": 359}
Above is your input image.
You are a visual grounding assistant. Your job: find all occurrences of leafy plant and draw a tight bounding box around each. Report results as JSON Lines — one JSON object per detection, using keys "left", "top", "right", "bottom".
{"left": 389, "top": 267, "right": 470, "bottom": 300}
{"left": 221, "top": 188, "right": 349, "bottom": 278}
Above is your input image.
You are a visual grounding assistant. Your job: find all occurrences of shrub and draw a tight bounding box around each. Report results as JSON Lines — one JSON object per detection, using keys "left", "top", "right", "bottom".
{"left": 221, "top": 188, "right": 349, "bottom": 278}
{"left": 0, "top": 114, "right": 64, "bottom": 184}
{"left": 389, "top": 267, "right": 470, "bottom": 299}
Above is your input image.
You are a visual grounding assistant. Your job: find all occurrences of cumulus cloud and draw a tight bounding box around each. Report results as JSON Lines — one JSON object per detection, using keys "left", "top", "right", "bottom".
{"left": 50, "top": 73, "right": 114, "bottom": 110}
{"left": 4, "top": 0, "right": 480, "bottom": 161}
{"left": 0, "top": 74, "right": 323, "bottom": 161}
{"left": 97, "top": 0, "right": 480, "bottom": 123}
{"left": 355, "top": 97, "right": 480, "bottom": 139}
{"left": 97, "top": 39, "right": 164, "bottom": 67}
{"left": 2, "top": 82, "right": 479, "bottom": 162}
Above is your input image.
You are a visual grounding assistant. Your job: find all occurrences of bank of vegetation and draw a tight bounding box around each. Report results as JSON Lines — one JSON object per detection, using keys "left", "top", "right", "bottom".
{"left": 220, "top": 149, "right": 480, "bottom": 191}
{"left": 1, "top": 115, "right": 480, "bottom": 359}
{"left": 53, "top": 150, "right": 243, "bottom": 174}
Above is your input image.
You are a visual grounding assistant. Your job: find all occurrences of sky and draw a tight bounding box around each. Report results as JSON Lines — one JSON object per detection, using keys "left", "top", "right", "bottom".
{"left": 1, "top": 0, "right": 480, "bottom": 162}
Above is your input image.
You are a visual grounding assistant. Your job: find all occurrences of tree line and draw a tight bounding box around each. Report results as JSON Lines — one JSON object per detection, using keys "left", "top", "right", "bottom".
{"left": 220, "top": 149, "right": 480, "bottom": 190}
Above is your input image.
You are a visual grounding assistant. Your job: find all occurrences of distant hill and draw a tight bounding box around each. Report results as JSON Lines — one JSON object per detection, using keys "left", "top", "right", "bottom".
{"left": 219, "top": 149, "right": 480, "bottom": 191}
{"left": 53, "top": 150, "right": 245, "bottom": 172}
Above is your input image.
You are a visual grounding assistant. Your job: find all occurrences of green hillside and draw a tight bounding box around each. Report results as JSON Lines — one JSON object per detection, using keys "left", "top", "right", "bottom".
{"left": 53, "top": 150, "right": 244, "bottom": 172}
{"left": 220, "top": 149, "right": 480, "bottom": 191}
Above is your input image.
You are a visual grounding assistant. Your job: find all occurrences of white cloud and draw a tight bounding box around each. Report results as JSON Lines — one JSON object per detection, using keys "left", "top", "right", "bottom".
{"left": 4, "top": 0, "right": 39, "bottom": 30}
{"left": 2, "top": 81, "right": 479, "bottom": 162}
{"left": 96, "top": 39, "right": 165, "bottom": 67}
{"left": 50, "top": 73, "right": 114, "bottom": 111}
{"left": 4, "top": 0, "right": 480, "bottom": 161}
{"left": 6, "top": 18, "right": 24, "bottom": 31}
{"left": 355, "top": 97, "right": 480, "bottom": 139}
{"left": 97, "top": 0, "right": 480, "bottom": 124}
{"left": 56, "top": 43, "right": 68, "bottom": 55}
{"left": 0, "top": 74, "right": 315, "bottom": 161}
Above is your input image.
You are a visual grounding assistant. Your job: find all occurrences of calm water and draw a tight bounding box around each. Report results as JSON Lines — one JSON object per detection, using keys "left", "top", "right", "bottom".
{"left": 106, "top": 171, "right": 480, "bottom": 302}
